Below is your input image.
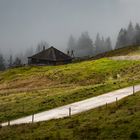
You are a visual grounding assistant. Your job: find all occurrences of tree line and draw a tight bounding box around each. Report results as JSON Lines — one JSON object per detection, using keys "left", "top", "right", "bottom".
{"left": 116, "top": 22, "right": 140, "bottom": 49}
{"left": 67, "top": 22, "right": 140, "bottom": 57}
{"left": 0, "top": 41, "right": 49, "bottom": 70}
{"left": 67, "top": 32, "right": 112, "bottom": 57}
{"left": 0, "top": 21, "right": 140, "bottom": 70}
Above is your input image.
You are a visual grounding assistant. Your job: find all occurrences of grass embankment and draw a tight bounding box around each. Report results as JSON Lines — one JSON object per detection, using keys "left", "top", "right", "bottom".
{"left": 92, "top": 45, "right": 140, "bottom": 59}
{"left": 0, "top": 91, "right": 140, "bottom": 140}
{"left": 0, "top": 58, "right": 140, "bottom": 122}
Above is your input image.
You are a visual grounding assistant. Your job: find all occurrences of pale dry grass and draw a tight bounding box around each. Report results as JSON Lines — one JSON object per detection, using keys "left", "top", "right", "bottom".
{"left": 110, "top": 55, "right": 140, "bottom": 60}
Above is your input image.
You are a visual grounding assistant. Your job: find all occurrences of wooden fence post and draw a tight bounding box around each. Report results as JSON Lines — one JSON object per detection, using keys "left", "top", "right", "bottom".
{"left": 116, "top": 97, "right": 118, "bottom": 107}
{"left": 32, "top": 114, "right": 34, "bottom": 123}
{"left": 8, "top": 120, "right": 10, "bottom": 126}
{"left": 133, "top": 85, "right": 135, "bottom": 95}
{"left": 69, "top": 107, "right": 71, "bottom": 117}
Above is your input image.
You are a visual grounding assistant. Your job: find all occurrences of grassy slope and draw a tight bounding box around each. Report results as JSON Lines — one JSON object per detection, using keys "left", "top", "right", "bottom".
{"left": 92, "top": 45, "right": 140, "bottom": 59}
{"left": 1, "top": 58, "right": 140, "bottom": 122}
{"left": 0, "top": 92, "right": 140, "bottom": 140}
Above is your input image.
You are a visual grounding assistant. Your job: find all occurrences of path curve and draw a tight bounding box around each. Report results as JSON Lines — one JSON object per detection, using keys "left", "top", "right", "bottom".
{"left": 110, "top": 55, "right": 140, "bottom": 60}
{"left": 2, "top": 85, "right": 140, "bottom": 126}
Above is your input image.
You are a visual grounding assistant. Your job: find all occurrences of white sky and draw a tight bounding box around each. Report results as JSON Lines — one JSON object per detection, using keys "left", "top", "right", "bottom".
{"left": 0, "top": 0, "right": 140, "bottom": 54}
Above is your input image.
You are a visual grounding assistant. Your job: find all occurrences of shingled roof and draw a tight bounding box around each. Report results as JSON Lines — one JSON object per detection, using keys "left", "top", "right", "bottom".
{"left": 28, "top": 46, "right": 72, "bottom": 61}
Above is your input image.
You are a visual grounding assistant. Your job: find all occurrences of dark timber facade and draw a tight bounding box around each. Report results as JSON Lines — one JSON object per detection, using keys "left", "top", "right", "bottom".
{"left": 28, "top": 46, "right": 72, "bottom": 65}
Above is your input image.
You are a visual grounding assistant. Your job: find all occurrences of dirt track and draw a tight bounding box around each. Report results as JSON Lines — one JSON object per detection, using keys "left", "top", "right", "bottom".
{"left": 110, "top": 55, "right": 140, "bottom": 60}
{"left": 2, "top": 85, "right": 140, "bottom": 127}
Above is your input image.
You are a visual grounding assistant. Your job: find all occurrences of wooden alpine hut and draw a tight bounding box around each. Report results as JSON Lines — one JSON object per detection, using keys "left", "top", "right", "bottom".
{"left": 28, "top": 46, "right": 72, "bottom": 65}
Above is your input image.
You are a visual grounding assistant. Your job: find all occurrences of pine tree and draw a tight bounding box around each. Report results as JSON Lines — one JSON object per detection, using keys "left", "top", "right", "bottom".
{"left": 13, "top": 57, "right": 22, "bottom": 67}
{"left": 135, "top": 23, "right": 140, "bottom": 45}
{"left": 126, "top": 22, "right": 135, "bottom": 45}
{"left": 67, "top": 35, "right": 77, "bottom": 53}
{"left": 8, "top": 55, "right": 13, "bottom": 67}
{"left": 77, "top": 32, "right": 94, "bottom": 57}
{"left": 95, "top": 33, "right": 102, "bottom": 54}
{"left": 104, "top": 37, "right": 112, "bottom": 52}
{"left": 0, "top": 53, "right": 5, "bottom": 71}
{"left": 36, "top": 41, "right": 49, "bottom": 53}
{"left": 115, "top": 28, "right": 127, "bottom": 49}
{"left": 101, "top": 36, "right": 105, "bottom": 53}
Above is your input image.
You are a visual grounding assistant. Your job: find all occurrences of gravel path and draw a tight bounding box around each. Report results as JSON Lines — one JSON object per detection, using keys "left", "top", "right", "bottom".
{"left": 2, "top": 85, "right": 140, "bottom": 127}
{"left": 110, "top": 55, "right": 140, "bottom": 60}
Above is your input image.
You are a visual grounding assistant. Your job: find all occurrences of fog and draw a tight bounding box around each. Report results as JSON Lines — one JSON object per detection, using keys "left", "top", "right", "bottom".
{"left": 0, "top": 0, "right": 140, "bottom": 55}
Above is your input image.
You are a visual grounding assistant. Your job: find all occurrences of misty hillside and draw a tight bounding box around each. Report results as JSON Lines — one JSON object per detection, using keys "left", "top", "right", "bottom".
{"left": 92, "top": 45, "right": 140, "bottom": 60}
{"left": 0, "top": 54, "right": 140, "bottom": 122}
{"left": 1, "top": 1, "right": 140, "bottom": 140}
{"left": 0, "top": 46, "right": 140, "bottom": 139}
{"left": 1, "top": 21, "right": 140, "bottom": 69}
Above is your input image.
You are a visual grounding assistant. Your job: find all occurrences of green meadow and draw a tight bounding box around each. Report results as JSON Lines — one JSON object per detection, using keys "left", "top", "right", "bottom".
{"left": 0, "top": 91, "right": 140, "bottom": 140}
{"left": 0, "top": 58, "right": 140, "bottom": 122}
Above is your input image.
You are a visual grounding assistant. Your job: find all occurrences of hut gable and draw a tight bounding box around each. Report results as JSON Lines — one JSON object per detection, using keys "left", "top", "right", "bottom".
{"left": 28, "top": 46, "right": 72, "bottom": 65}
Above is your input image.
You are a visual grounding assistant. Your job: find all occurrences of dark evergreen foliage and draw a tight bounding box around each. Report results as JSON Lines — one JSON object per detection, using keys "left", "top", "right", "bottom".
{"left": 116, "top": 22, "right": 140, "bottom": 49}
{"left": 36, "top": 41, "right": 49, "bottom": 53}
{"left": 67, "top": 32, "right": 112, "bottom": 57}
{"left": 95, "top": 34, "right": 112, "bottom": 55}
{"left": 8, "top": 55, "right": 13, "bottom": 68}
{"left": 13, "top": 57, "right": 22, "bottom": 67}
{"left": 0, "top": 53, "right": 5, "bottom": 71}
